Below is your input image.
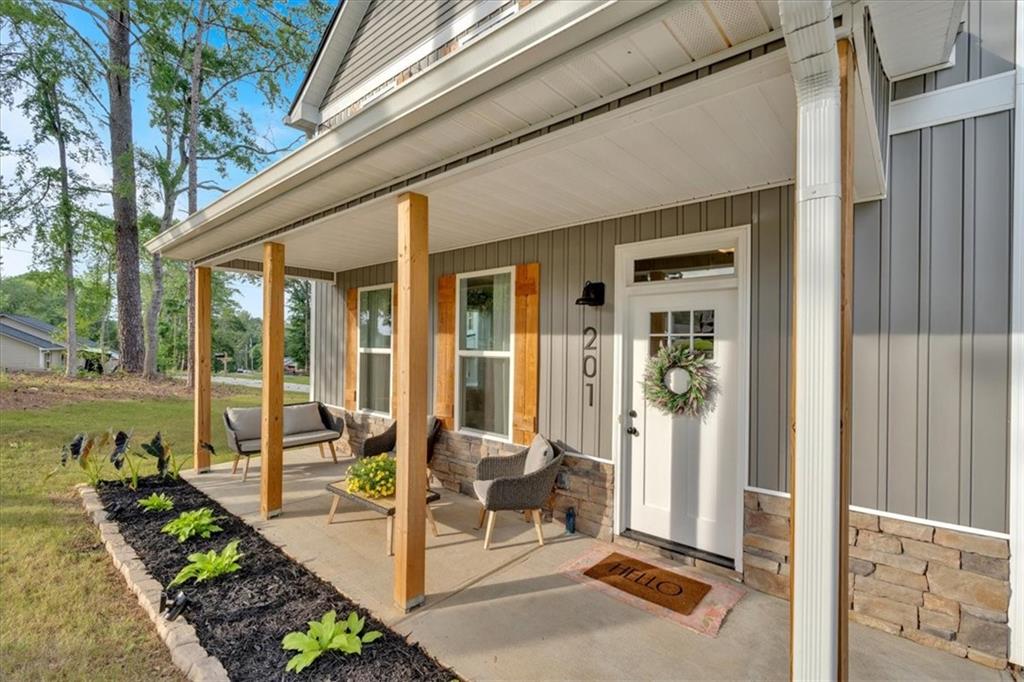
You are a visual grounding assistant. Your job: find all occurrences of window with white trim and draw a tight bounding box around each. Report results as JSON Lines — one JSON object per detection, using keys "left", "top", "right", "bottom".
{"left": 456, "top": 268, "right": 514, "bottom": 439}
{"left": 357, "top": 285, "right": 392, "bottom": 414}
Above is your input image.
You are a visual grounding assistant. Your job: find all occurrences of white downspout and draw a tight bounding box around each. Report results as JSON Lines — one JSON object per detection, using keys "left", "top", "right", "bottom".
{"left": 1007, "top": 0, "right": 1024, "bottom": 667}
{"left": 780, "top": 1, "right": 843, "bottom": 679}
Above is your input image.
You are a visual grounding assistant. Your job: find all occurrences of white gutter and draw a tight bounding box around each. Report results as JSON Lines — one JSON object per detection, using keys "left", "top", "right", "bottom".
{"left": 780, "top": 1, "right": 843, "bottom": 679}
{"left": 1007, "top": 0, "right": 1024, "bottom": 667}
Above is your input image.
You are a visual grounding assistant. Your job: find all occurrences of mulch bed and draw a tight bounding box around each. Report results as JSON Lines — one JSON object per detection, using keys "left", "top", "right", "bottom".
{"left": 95, "top": 476, "right": 454, "bottom": 682}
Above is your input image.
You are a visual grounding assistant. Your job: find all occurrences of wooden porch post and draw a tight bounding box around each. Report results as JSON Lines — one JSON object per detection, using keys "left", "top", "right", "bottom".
{"left": 836, "top": 37, "right": 854, "bottom": 680}
{"left": 393, "top": 192, "right": 428, "bottom": 611}
{"left": 261, "top": 242, "right": 285, "bottom": 519}
{"left": 193, "top": 265, "right": 212, "bottom": 472}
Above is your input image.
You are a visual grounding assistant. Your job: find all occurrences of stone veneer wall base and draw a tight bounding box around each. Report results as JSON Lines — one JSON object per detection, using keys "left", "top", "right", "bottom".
{"left": 743, "top": 491, "right": 1011, "bottom": 670}
{"left": 77, "top": 484, "right": 230, "bottom": 682}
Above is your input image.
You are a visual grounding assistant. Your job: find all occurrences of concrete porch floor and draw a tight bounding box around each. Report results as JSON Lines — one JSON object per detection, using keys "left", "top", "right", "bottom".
{"left": 184, "top": 448, "right": 1010, "bottom": 681}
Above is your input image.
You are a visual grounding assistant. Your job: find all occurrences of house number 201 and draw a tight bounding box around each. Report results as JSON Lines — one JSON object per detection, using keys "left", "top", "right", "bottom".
{"left": 583, "top": 326, "right": 598, "bottom": 407}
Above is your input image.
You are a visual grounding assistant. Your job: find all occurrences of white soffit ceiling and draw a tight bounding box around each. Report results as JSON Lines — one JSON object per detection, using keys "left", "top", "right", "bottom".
{"left": 217, "top": 53, "right": 797, "bottom": 272}
{"left": 167, "top": 0, "right": 783, "bottom": 264}
{"left": 866, "top": 0, "right": 965, "bottom": 79}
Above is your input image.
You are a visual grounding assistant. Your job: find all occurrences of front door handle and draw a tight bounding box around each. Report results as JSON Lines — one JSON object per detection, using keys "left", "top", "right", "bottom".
{"left": 626, "top": 426, "right": 639, "bottom": 437}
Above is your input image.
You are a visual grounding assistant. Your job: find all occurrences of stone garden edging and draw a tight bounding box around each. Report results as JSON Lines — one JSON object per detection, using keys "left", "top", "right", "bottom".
{"left": 77, "top": 484, "right": 230, "bottom": 682}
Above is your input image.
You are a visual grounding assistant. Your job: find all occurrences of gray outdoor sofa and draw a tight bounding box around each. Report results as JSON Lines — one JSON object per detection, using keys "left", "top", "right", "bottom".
{"left": 473, "top": 434, "right": 564, "bottom": 549}
{"left": 223, "top": 401, "right": 344, "bottom": 481}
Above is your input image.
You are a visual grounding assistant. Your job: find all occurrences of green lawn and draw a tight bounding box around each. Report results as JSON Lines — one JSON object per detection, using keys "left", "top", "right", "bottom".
{"left": 0, "top": 374, "right": 261, "bottom": 680}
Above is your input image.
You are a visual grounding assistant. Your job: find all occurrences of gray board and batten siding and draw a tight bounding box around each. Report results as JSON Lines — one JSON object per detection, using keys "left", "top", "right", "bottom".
{"left": 313, "top": 111, "right": 1014, "bottom": 535}
{"left": 311, "top": 189, "right": 796, "bottom": 499}
{"left": 309, "top": 1, "right": 1014, "bottom": 534}
{"left": 852, "top": 110, "right": 1013, "bottom": 535}
{"left": 320, "top": 0, "right": 478, "bottom": 112}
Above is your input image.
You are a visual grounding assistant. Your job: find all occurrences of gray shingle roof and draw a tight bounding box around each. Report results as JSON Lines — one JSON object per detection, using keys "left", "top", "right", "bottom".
{"left": 0, "top": 313, "right": 111, "bottom": 355}
{"left": 0, "top": 322, "right": 63, "bottom": 350}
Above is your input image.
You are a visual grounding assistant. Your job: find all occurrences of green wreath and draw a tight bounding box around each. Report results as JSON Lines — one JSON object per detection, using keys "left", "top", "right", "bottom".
{"left": 642, "top": 343, "right": 719, "bottom": 419}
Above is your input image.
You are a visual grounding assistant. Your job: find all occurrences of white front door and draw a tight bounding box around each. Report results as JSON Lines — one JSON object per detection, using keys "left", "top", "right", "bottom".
{"left": 625, "top": 286, "right": 739, "bottom": 559}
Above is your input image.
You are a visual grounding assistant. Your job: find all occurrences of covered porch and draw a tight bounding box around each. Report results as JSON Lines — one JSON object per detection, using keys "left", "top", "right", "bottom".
{"left": 145, "top": 0, "right": 987, "bottom": 676}
{"left": 182, "top": 446, "right": 1003, "bottom": 681}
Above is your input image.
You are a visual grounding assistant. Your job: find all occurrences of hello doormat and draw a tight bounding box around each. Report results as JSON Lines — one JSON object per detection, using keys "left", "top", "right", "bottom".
{"left": 583, "top": 552, "right": 711, "bottom": 615}
{"left": 561, "top": 546, "right": 746, "bottom": 637}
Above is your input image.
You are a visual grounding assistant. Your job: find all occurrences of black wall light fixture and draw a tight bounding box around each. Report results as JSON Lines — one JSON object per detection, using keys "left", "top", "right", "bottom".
{"left": 575, "top": 280, "right": 605, "bottom": 306}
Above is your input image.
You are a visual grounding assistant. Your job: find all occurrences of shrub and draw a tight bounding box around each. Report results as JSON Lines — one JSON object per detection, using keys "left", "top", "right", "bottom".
{"left": 137, "top": 492, "right": 174, "bottom": 512}
{"left": 345, "top": 454, "right": 396, "bottom": 498}
{"left": 161, "top": 507, "right": 223, "bottom": 542}
{"left": 169, "top": 540, "right": 243, "bottom": 587}
{"left": 282, "top": 610, "right": 382, "bottom": 673}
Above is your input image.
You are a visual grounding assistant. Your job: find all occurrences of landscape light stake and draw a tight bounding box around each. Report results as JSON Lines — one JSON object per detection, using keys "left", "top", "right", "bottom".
{"left": 160, "top": 590, "right": 189, "bottom": 621}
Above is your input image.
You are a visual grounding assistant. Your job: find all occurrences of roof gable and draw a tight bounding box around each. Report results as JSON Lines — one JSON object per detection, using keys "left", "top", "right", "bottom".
{"left": 0, "top": 322, "right": 63, "bottom": 350}
{"left": 286, "top": 0, "right": 371, "bottom": 134}
{"left": 0, "top": 313, "right": 56, "bottom": 334}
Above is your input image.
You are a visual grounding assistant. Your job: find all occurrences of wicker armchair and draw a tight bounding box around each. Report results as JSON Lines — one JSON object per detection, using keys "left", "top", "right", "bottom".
{"left": 473, "top": 435, "right": 564, "bottom": 549}
{"left": 360, "top": 416, "right": 442, "bottom": 483}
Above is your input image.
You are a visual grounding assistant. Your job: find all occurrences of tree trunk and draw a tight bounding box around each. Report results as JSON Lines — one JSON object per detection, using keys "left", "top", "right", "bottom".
{"left": 107, "top": 4, "right": 144, "bottom": 373}
{"left": 143, "top": 252, "right": 163, "bottom": 378}
{"left": 144, "top": 190, "right": 173, "bottom": 378}
{"left": 99, "top": 264, "right": 111, "bottom": 367}
{"left": 185, "top": 0, "right": 207, "bottom": 390}
{"left": 56, "top": 132, "right": 76, "bottom": 378}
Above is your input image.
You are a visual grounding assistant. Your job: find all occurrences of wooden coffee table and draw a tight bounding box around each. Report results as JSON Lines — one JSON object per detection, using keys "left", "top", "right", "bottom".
{"left": 325, "top": 480, "right": 441, "bottom": 556}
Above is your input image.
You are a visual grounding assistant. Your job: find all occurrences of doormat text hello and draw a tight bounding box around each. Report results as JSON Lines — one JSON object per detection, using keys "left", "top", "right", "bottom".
{"left": 583, "top": 552, "right": 712, "bottom": 615}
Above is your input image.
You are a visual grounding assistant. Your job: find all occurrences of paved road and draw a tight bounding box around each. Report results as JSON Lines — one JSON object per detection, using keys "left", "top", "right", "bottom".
{"left": 174, "top": 374, "right": 309, "bottom": 394}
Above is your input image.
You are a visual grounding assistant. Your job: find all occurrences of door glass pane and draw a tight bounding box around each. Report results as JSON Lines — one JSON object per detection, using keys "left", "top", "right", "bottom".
{"left": 460, "top": 357, "right": 510, "bottom": 435}
{"left": 459, "top": 273, "right": 511, "bottom": 351}
{"left": 693, "top": 336, "right": 714, "bottom": 357}
{"left": 633, "top": 249, "right": 735, "bottom": 282}
{"left": 649, "top": 336, "right": 668, "bottom": 357}
{"left": 650, "top": 312, "right": 668, "bottom": 334}
{"left": 358, "top": 353, "right": 390, "bottom": 412}
{"left": 671, "top": 311, "right": 690, "bottom": 334}
{"left": 359, "top": 289, "right": 392, "bottom": 349}
{"left": 693, "top": 309, "right": 715, "bottom": 333}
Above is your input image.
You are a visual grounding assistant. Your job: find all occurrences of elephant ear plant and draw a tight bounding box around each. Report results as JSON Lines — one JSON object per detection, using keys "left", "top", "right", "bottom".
{"left": 282, "top": 610, "right": 383, "bottom": 673}
{"left": 46, "top": 433, "right": 104, "bottom": 485}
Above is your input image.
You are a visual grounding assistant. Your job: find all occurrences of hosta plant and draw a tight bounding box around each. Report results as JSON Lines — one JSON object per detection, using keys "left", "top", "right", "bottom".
{"left": 161, "top": 507, "right": 224, "bottom": 543}
{"left": 345, "top": 454, "right": 396, "bottom": 498}
{"left": 138, "top": 492, "right": 174, "bottom": 512}
{"left": 169, "top": 540, "right": 243, "bottom": 587}
{"left": 282, "top": 610, "right": 383, "bottom": 673}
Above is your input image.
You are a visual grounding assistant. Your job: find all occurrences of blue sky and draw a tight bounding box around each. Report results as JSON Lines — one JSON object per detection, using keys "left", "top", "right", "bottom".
{"left": 0, "top": 5, "right": 330, "bottom": 316}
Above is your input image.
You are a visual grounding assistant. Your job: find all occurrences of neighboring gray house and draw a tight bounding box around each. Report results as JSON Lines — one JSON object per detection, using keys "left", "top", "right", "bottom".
{"left": 0, "top": 313, "right": 118, "bottom": 372}
{"left": 147, "top": 0, "right": 1023, "bottom": 675}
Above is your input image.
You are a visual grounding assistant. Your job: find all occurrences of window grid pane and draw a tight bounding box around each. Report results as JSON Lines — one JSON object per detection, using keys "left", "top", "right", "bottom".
{"left": 649, "top": 309, "right": 714, "bottom": 358}
{"left": 460, "top": 273, "right": 511, "bottom": 352}
{"left": 358, "top": 352, "right": 391, "bottom": 413}
{"left": 457, "top": 271, "right": 513, "bottom": 438}
{"left": 359, "top": 288, "right": 392, "bottom": 350}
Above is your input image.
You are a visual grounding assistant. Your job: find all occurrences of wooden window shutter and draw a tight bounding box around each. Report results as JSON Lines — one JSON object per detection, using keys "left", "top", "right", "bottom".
{"left": 434, "top": 274, "right": 456, "bottom": 429}
{"left": 513, "top": 262, "right": 540, "bottom": 445}
{"left": 390, "top": 285, "right": 399, "bottom": 416}
{"left": 344, "top": 288, "right": 358, "bottom": 411}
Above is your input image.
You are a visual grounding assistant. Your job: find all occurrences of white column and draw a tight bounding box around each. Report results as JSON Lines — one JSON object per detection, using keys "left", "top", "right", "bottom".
{"left": 780, "top": 2, "right": 843, "bottom": 679}
{"left": 1007, "top": 0, "right": 1024, "bottom": 666}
